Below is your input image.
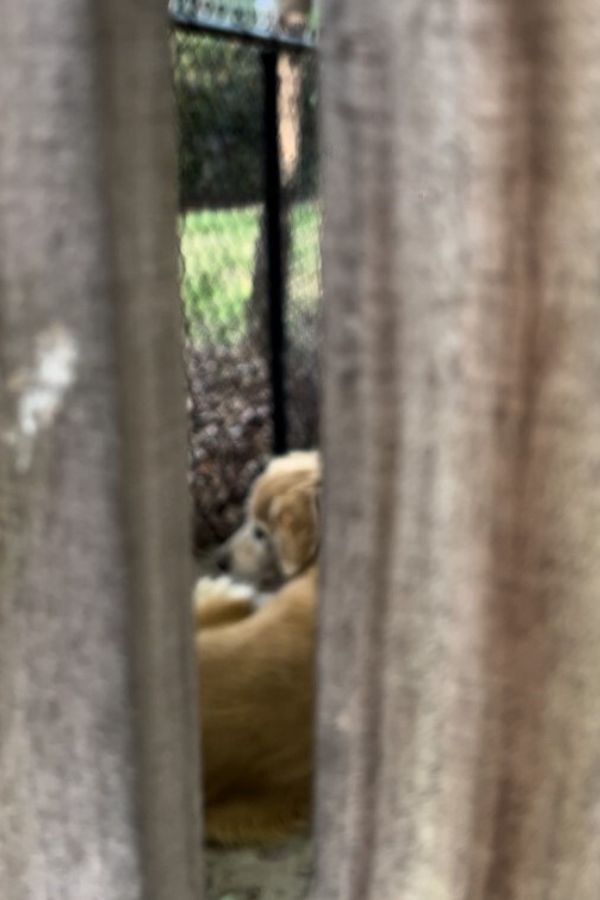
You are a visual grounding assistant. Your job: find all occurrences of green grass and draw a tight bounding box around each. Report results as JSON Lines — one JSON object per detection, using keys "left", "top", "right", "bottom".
{"left": 179, "top": 201, "right": 321, "bottom": 344}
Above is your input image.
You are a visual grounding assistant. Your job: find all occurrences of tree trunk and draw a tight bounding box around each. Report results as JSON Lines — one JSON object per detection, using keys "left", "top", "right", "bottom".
{"left": 0, "top": 3, "right": 202, "bottom": 899}
{"left": 317, "top": 2, "right": 600, "bottom": 900}
{"left": 246, "top": 0, "right": 311, "bottom": 354}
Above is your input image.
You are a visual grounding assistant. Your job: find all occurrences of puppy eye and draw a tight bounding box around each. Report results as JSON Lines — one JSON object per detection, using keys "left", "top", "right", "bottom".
{"left": 253, "top": 524, "right": 267, "bottom": 541}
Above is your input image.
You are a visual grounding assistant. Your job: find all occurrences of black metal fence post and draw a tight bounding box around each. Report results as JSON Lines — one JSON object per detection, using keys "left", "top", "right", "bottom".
{"left": 262, "top": 47, "right": 288, "bottom": 455}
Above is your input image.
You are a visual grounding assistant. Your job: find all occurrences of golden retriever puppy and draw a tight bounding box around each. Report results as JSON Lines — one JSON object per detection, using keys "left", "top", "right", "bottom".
{"left": 214, "top": 450, "right": 320, "bottom": 590}
{"left": 194, "top": 451, "right": 320, "bottom": 845}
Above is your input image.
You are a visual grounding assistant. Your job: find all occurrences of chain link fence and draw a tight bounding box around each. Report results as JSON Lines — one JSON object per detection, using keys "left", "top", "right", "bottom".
{"left": 171, "top": 15, "right": 321, "bottom": 552}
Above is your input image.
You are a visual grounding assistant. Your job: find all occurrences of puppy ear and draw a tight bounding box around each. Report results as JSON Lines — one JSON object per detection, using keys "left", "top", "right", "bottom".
{"left": 270, "top": 480, "right": 320, "bottom": 577}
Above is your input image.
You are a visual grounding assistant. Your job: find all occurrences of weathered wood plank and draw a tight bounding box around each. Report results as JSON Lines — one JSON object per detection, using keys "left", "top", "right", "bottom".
{"left": 317, "top": 2, "right": 600, "bottom": 899}
{"left": 0, "top": 2, "right": 202, "bottom": 899}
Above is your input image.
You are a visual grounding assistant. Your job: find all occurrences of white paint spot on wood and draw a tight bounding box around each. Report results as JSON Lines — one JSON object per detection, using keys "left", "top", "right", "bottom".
{"left": 5, "top": 324, "right": 78, "bottom": 471}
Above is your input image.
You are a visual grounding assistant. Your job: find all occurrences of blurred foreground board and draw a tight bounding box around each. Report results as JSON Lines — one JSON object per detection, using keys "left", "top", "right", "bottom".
{"left": 0, "top": 2, "right": 201, "bottom": 899}
{"left": 317, "top": 0, "right": 600, "bottom": 899}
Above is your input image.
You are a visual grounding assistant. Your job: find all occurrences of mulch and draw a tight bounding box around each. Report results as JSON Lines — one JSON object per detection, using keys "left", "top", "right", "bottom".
{"left": 186, "top": 334, "right": 319, "bottom": 555}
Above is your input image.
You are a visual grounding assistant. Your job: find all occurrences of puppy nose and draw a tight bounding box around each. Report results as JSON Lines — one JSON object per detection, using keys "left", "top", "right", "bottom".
{"left": 215, "top": 547, "right": 230, "bottom": 572}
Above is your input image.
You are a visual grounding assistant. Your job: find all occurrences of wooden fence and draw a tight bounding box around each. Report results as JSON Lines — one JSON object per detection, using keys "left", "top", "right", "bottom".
{"left": 2, "top": 1, "right": 600, "bottom": 898}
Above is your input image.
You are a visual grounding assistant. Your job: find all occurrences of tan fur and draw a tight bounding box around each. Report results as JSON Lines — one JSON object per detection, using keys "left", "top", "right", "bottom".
{"left": 193, "top": 576, "right": 255, "bottom": 629}
{"left": 195, "top": 451, "right": 320, "bottom": 846}
{"left": 215, "top": 450, "right": 321, "bottom": 588}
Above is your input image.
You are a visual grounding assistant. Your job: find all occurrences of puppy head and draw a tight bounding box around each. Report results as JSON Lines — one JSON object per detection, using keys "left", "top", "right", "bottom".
{"left": 216, "top": 451, "right": 320, "bottom": 588}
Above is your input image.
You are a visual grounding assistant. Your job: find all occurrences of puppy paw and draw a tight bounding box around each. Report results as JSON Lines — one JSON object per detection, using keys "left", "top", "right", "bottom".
{"left": 193, "top": 575, "right": 258, "bottom": 629}
{"left": 193, "top": 575, "right": 256, "bottom": 609}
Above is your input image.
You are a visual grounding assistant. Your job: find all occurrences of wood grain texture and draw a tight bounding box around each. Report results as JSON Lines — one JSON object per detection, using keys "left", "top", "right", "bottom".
{"left": 316, "top": 1, "right": 600, "bottom": 899}
{"left": 0, "top": 2, "right": 201, "bottom": 899}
